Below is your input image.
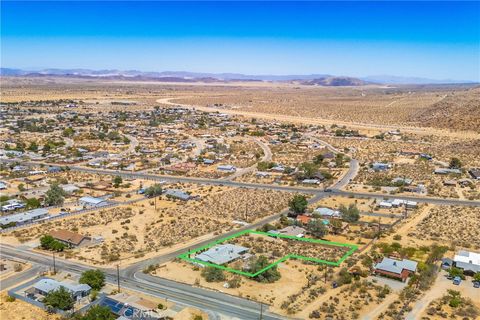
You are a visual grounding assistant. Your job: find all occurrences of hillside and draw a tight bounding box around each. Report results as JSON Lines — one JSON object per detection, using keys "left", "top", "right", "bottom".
{"left": 411, "top": 87, "right": 480, "bottom": 132}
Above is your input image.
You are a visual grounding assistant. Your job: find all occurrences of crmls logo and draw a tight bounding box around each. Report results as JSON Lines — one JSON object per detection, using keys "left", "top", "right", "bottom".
{"left": 113, "top": 301, "right": 157, "bottom": 320}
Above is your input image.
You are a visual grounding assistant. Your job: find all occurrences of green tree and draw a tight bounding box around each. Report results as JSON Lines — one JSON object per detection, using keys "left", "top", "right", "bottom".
{"left": 80, "top": 305, "right": 115, "bottom": 320}
{"left": 339, "top": 204, "right": 360, "bottom": 223}
{"left": 306, "top": 219, "right": 328, "bottom": 238}
{"left": 45, "top": 183, "right": 66, "bottom": 206}
{"left": 449, "top": 157, "right": 462, "bottom": 169}
{"left": 113, "top": 175, "right": 122, "bottom": 188}
{"left": 448, "top": 267, "right": 465, "bottom": 279}
{"left": 330, "top": 219, "right": 343, "bottom": 234}
{"left": 201, "top": 267, "right": 225, "bottom": 282}
{"left": 18, "top": 183, "right": 26, "bottom": 192}
{"left": 335, "top": 153, "right": 345, "bottom": 167}
{"left": 79, "top": 269, "right": 106, "bottom": 291}
{"left": 474, "top": 272, "right": 480, "bottom": 282}
{"left": 298, "top": 162, "right": 318, "bottom": 179}
{"left": 25, "top": 198, "right": 41, "bottom": 209}
{"left": 289, "top": 195, "right": 308, "bottom": 214}
{"left": 43, "top": 287, "right": 74, "bottom": 311}
{"left": 313, "top": 154, "right": 324, "bottom": 165}
{"left": 257, "top": 161, "right": 275, "bottom": 171}
{"left": 144, "top": 184, "right": 163, "bottom": 198}
{"left": 40, "top": 235, "right": 66, "bottom": 252}
{"left": 251, "top": 256, "right": 281, "bottom": 283}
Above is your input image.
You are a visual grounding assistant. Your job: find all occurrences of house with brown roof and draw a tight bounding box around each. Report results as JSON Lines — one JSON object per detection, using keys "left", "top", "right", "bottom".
{"left": 49, "top": 229, "right": 89, "bottom": 247}
{"left": 296, "top": 215, "right": 313, "bottom": 225}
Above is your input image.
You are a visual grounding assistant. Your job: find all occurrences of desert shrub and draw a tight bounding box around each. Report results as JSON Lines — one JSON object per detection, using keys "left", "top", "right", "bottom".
{"left": 201, "top": 267, "right": 225, "bottom": 282}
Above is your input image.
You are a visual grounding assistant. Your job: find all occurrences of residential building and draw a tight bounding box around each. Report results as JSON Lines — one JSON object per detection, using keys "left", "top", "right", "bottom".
{"left": 434, "top": 168, "right": 461, "bottom": 175}
{"left": 60, "top": 184, "right": 80, "bottom": 194}
{"left": 313, "top": 207, "right": 340, "bottom": 218}
{"left": 269, "top": 226, "right": 306, "bottom": 237}
{"left": 373, "top": 257, "right": 418, "bottom": 282}
{"left": 453, "top": 251, "right": 480, "bottom": 276}
{"left": 31, "top": 278, "right": 91, "bottom": 300}
{"left": 217, "top": 164, "right": 236, "bottom": 172}
{"left": 164, "top": 189, "right": 194, "bottom": 201}
{"left": 372, "top": 162, "right": 391, "bottom": 171}
{"left": 78, "top": 196, "right": 108, "bottom": 208}
{"left": 0, "top": 208, "right": 48, "bottom": 227}
{"left": 49, "top": 229, "right": 89, "bottom": 247}
{"left": 469, "top": 168, "right": 480, "bottom": 180}
{"left": 195, "top": 244, "right": 249, "bottom": 265}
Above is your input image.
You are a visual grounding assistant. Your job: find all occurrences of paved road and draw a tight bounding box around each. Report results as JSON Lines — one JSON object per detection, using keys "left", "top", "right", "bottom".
{"left": 124, "top": 134, "right": 139, "bottom": 155}
{"left": 0, "top": 245, "right": 285, "bottom": 320}
{"left": 332, "top": 159, "right": 359, "bottom": 190}
{"left": 0, "top": 264, "right": 43, "bottom": 290}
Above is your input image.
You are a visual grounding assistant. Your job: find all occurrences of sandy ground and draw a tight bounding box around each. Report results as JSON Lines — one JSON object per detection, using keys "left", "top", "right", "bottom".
{"left": 0, "top": 292, "right": 62, "bottom": 320}
{"left": 153, "top": 260, "right": 317, "bottom": 315}
{"left": 173, "top": 307, "right": 209, "bottom": 320}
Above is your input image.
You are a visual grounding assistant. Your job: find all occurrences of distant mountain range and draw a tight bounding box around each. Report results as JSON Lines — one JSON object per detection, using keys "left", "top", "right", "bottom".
{"left": 0, "top": 68, "right": 476, "bottom": 85}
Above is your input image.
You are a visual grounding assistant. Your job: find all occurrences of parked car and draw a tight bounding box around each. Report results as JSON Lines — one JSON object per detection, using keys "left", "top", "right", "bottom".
{"left": 474, "top": 281, "right": 480, "bottom": 288}
{"left": 453, "top": 276, "right": 462, "bottom": 285}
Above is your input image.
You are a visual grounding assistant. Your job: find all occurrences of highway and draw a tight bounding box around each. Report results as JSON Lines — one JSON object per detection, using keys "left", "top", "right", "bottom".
{"left": 0, "top": 244, "right": 285, "bottom": 320}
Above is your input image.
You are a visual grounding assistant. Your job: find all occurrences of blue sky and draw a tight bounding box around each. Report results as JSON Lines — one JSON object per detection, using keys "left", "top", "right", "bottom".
{"left": 1, "top": 1, "right": 479, "bottom": 81}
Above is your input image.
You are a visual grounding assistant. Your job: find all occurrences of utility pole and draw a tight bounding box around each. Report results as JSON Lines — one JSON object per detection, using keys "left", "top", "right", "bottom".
{"left": 117, "top": 265, "right": 121, "bottom": 292}
{"left": 154, "top": 195, "right": 157, "bottom": 211}
{"left": 259, "top": 302, "right": 263, "bottom": 320}
{"left": 52, "top": 252, "right": 56, "bottom": 274}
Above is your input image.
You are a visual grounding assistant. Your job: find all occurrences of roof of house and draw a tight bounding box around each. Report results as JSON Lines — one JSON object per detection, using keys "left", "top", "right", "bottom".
{"left": 454, "top": 250, "right": 480, "bottom": 266}
{"left": 313, "top": 207, "right": 340, "bottom": 217}
{"left": 49, "top": 229, "right": 86, "bottom": 246}
{"left": 296, "top": 215, "right": 312, "bottom": 224}
{"left": 79, "top": 196, "right": 106, "bottom": 205}
{"left": 374, "top": 257, "right": 418, "bottom": 275}
{"left": 34, "top": 278, "right": 91, "bottom": 294}
{"left": 273, "top": 225, "right": 307, "bottom": 237}
{"left": 60, "top": 184, "right": 79, "bottom": 193}
{"left": 0, "top": 208, "right": 48, "bottom": 226}
{"left": 217, "top": 164, "right": 236, "bottom": 170}
{"left": 196, "top": 244, "right": 249, "bottom": 265}
{"left": 434, "top": 168, "right": 461, "bottom": 174}
{"left": 455, "top": 261, "right": 480, "bottom": 273}
{"left": 164, "top": 189, "right": 191, "bottom": 200}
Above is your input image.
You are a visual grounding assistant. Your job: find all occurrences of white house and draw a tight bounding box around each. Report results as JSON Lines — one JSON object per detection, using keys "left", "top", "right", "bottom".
{"left": 78, "top": 196, "right": 108, "bottom": 208}
{"left": 217, "top": 165, "right": 236, "bottom": 172}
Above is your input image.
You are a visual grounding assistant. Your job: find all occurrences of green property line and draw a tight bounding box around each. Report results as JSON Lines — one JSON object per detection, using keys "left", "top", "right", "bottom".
{"left": 178, "top": 229, "right": 358, "bottom": 277}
